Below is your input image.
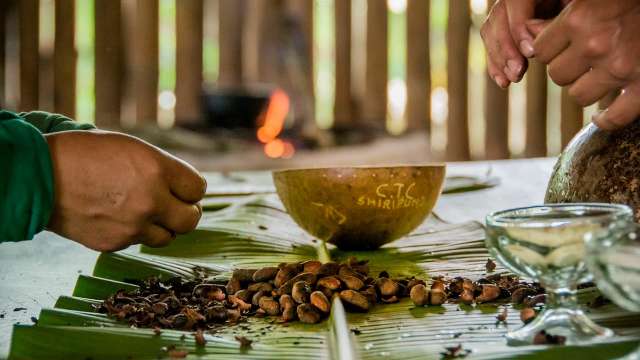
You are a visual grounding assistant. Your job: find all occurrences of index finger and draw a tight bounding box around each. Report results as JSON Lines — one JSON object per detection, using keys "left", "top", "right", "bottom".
{"left": 532, "top": 15, "right": 569, "bottom": 64}
{"left": 164, "top": 154, "right": 207, "bottom": 203}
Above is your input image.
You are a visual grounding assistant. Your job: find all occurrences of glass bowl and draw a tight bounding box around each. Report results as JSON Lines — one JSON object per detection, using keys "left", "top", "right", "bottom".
{"left": 486, "top": 203, "right": 634, "bottom": 345}
{"left": 586, "top": 221, "right": 640, "bottom": 359}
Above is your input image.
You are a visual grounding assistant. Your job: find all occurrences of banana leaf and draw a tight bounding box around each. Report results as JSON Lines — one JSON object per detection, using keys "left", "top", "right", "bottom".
{"left": 8, "top": 194, "right": 640, "bottom": 359}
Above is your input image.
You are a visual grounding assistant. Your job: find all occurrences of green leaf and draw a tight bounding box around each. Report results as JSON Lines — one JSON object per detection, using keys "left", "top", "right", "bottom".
{"left": 9, "top": 194, "right": 640, "bottom": 360}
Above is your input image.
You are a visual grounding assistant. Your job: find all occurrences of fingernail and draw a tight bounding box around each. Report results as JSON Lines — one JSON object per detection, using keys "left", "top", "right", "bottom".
{"left": 503, "top": 65, "right": 518, "bottom": 82}
{"left": 520, "top": 40, "right": 534, "bottom": 57}
{"left": 507, "top": 60, "right": 522, "bottom": 76}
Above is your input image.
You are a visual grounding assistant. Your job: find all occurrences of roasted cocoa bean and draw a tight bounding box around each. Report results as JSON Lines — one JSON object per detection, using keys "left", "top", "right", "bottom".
{"left": 302, "top": 260, "right": 322, "bottom": 274}
{"left": 232, "top": 269, "right": 257, "bottom": 283}
{"left": 258, "top": 296, "right": 281, "bottom": 316}
{"left": 234, "top": 289, "right": 253, "bottom": 304}
{"left": 410, "top": 284, "right": 429, "bottom": 306}
{"left": 205, "top": 305, "right": 228, "bottom": 323}
{"left": 317, "top": 262, "right": 340, "bottom": 277}
{"left": 459, "top": 289, "right": 474, "bottom": 305}
{"left": 338, "top": 266, "right": 366, "bottom": 281}
{"left": 520, "top": 307, "right": 536, "bottom": 324}
{"left": 361, "top": 285, "right": 378, "bottom": 304}
{"left": 247, "top": 282, "right": 273, "bottom": 293}
{"left": 340, "top": 275, "right": 365, "bottom": 290}
{"left": 252, "top": 267, "right": 279, "bottom": 282}
{"left": 274, "top": 264, "right": 299, "bottom": 287}
{"left": 339, "top": 290, "right": 370, "bottom": 311}
{"left": 475, "top": 284, "right": 500, "bottom": 303}
{"left": 280, "top": 294, "right": 296, "bottom": 322}
{"left": 297, "top": 303, "right": 322, "bottom": 324}
{"left": 226, "top": 277, "right": 242, "bottom": 295}
{"left": 376, "top": 278, "right": 399, "bottom": 297}
{"left": 511, "top": 287, "right": 537, "bottom": 304}
{"left": 381, "top": 295, "right": 399, "bottom": 304}
{"left": 317, "top": 276, "right": 341, "bottom": 290}
{"left": 292, "top": 281, "right": 312, "bottom": 304}
{"left": 310, "top": 291, "right": 331, "bottom": 313}
{"left": 252, "top": 290, "right": 270, "bottom": 306}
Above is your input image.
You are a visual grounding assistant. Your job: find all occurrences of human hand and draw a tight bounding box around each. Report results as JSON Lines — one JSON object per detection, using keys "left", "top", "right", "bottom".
{"left": 480, "top": 0, "right": 568, "bottom": 88}
{"left": 529, "top": 0, "right": 640, "bottom": 130}
{"left": 45, "top": 130, "right": 206, "bottom": 252}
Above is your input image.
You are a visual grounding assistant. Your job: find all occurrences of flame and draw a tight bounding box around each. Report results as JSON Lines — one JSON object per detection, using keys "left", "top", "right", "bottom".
{"left": 258, "top": 89, "right": 294, "bottom": 159}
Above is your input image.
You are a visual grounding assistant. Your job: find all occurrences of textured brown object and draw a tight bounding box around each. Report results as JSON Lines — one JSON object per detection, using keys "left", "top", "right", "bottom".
{"left": 297, "top": 303, "right": 322, "bottom": 324}
{"left": 406, "top": 0, "right": 430, "bottom": 131}
{"left": 19, "top": 0, "right": 39, "bottom": 111}
{"left": 446, "top": 0, "right": 471, "bottom": 161}
{"left": 339, "top": 290, "right": 370, "bottom": 311}
{"left": 175, "top": 0, "right": 203, "bottom": 124}
{"left": 525, "top": 60, "right": 548, "bottom": 157}
{"left": 545, "top": 121, "right": 640, "bottom": 220}
{"left": 95, "top": 0, "right": 122, "bottom": 127}
{"left": 310, "top": 291, "right": 331, "bottom": 313}
{"left": 54, "top": 0, "right": 76, "bottom": 118}
{"left": 273, "top": 166, "right": 446, "bottom": 250}
{"left": 410, "top": 284, "right": 429, "bottom": 306}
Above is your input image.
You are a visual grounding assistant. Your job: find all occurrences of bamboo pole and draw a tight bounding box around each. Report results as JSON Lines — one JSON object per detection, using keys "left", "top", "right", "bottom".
{"left": 0, "top": 1, "right": 6, "bottom": 108}
{"left": 54, "top": 0, "right": 76, "bottom": 118}
{"left": 406, "top": 0, "right": 430, "bottom": 132}
{"left": 175, "top": 0, "right": 203, "bottom": 124}
{"left": 95, "top": 0, "right": 122, "bottom": 127}
{"left": 524, "top": 60, "right": 547, "bottom": 157}
{"left": 560, "top": 87, "right": 583, "bottom": 148}
{"left": 446, "top": 0, "right": 470, "bottom": 160}
{"left": 218, "top": 0, "right": 244, "bottom": 87}
{"left": 363, "top": 0, "right": 387, "bottom": 127}
{"left": 19, "top": 0, "right": 39, "bottom": 111}
{"left": 333, "top": 0, "right": 352, "bottom": 128}
{"left": 484, "top": 79, "right": 509, "bottom": 159}
{"left": 285, "top": 0, "right": 314, "bottom": 97}
{"left": 134, "top": 0, "right": 159, "bottom": 124}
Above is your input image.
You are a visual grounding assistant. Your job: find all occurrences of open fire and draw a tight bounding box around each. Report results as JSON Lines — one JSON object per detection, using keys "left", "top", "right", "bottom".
{"left": 256, "top": 89, "right": 295, "bottom": 159}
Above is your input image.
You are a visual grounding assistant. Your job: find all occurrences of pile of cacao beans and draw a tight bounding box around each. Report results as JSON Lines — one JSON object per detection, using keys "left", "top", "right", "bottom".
{"left": 98, "top": 258, "right": 545, "bottom": 330}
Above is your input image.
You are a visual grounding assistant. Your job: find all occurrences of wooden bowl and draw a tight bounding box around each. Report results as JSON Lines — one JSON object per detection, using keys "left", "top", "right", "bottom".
{"left": 273, "top": 165, "right": 446, "bottom": 250}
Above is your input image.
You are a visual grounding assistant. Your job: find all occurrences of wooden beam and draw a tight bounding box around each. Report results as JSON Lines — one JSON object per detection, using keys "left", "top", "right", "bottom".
{"left": 333, "top": 0, "right": 352, "bottom": 128}
{"left": 54, "top": 0, "right": 76, "bottom": 118}
{"left": 95, "top": 0, "right": 122, "bottom": 127}
{"left": 446, "top": 0, "right": 470, "bottom": 160}
{"left": 0, "top": 1, "right": 6, "bottom": 108}
{"left": 218, "top": 0, "right": 244, "bottom": 87}
{"left": 484, "top": 78, "right": 509, "bottom": 159}
{"left": 134, "top": 0, "right": 159, "bottom": 124}
{"left": 242, "top": 0, "right": 282, "bottom": 84}
{"left": 284, "top": 0, "right": 314, "bottom": 98}
{"left": 406, "top": 0, "right": 430, "bottom": 132}
{"left": 175, "top": 0, "right": 203, "bottom": 124}
{"left": 524, "top": 60, "right": 547, "bottom": 157}
{"left": 363, "top": 0, "right": 387, "bottom": 127}
{"left": 19, "top": 0, "right": 39, "bottom": 111}
{"left": 561, "top": 87, "right": 583, "bottom": 148}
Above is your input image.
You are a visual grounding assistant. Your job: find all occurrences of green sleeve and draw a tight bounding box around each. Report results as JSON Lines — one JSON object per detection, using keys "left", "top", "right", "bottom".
{"left": 18, "top": 111, "right": 95, "bottom": 133}
{"left": 0, "top": 110, "right": 94, "bottom": 242}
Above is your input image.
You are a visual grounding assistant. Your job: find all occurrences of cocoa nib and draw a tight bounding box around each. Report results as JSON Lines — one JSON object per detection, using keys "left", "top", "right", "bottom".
{"left": 235, "top": 335, "right": 253, "bottom": 350}
{"left": 440, "top": 344, "right": 471, "bottom": 359}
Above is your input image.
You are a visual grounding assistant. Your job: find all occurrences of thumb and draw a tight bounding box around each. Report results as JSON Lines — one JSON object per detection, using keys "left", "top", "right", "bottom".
{"left": 504, "top": 0, "right": 537, "bottom": 57}
{"left": 526, "top": 19, "right": 552, "bottom": 38}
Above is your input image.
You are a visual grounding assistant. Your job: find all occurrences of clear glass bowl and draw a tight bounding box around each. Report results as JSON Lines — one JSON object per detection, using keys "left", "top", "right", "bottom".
{"left": 586, "top": 220, "right": 640, "bottom": 359}
{"left": 486, "top": 203, "right": 634, "bottom": 345}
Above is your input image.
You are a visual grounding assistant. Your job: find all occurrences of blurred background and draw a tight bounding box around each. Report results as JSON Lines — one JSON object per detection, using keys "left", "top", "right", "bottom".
{"left": 0, "top": 0, "right": 600, "bottom": 171}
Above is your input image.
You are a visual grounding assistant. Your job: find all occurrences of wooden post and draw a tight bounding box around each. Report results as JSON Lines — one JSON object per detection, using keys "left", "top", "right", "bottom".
{"left": 95, "top": 0, "right": 122, "bottom": 127}
{"left": 524, "top": 60, "right": 547, "bottom": 157}
{"left": 218, "top": 0, "right": 244, "bottom": 87}
{"left": 446, "top": 0, "right": 470, "bottom": 160}
{"left": 0, "top": 1, "right": 6, "bottom": 108}
{"left": 333, "top": 0, "right": 352, "bottom": 128}
{"left": 484, "top": 79, "right": 509, "bottom": 159}
{"left": 363, "top": 0, "right": 388, "bottom": 127}
{"left": 134, "top": 0, "right": 159, "bottom": 124}
{"left": 406, "top": 0, "right": 430, "bottom": 132}
{"left": 54, "top": 0, "right": 76, "bottom": 118}
{"left": 19, "top": 0, "right": 39, "bottom": 111}
{"left": 175, "top": 0, "right": 203, "bottom": 124}
{"left": 285, "top": 0, "right": 314, "bottom": 95}
{"left": 561, "top": 87, "right": 583, "bottom": 148}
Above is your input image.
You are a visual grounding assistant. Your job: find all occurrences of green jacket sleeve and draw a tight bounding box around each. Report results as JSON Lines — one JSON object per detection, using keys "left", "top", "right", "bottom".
{"left": 0, "top": 110, "right": 95, "bottom": 242}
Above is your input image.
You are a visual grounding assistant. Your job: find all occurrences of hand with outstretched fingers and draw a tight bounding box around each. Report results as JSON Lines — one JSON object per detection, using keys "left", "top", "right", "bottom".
{"left": 480, "top": 0, "right": 569, "bottom": 88}
{"left": 45, "top": 130, "right": 207, "bottom": 252}
{"left": 528, "top": 0, "right": 640, "bottom": 130}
